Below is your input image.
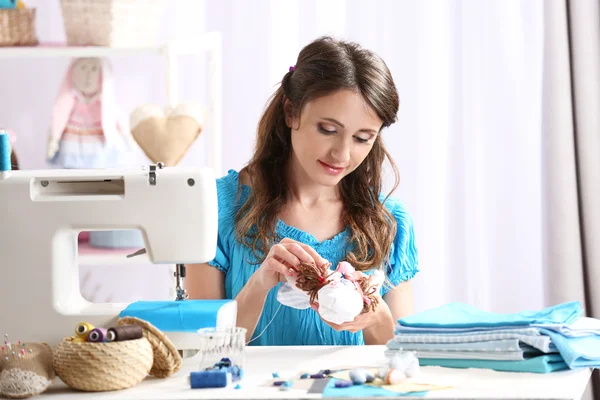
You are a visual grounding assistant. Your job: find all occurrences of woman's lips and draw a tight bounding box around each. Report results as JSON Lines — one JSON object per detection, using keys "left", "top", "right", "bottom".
{"left": 318, "top": 160, "right": 345, "bottom": 175}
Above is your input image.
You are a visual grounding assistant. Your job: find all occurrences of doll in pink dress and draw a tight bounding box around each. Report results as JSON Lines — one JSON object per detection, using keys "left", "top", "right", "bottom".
{"left": 47, "top": 57, "right": 129, "bottom": 169}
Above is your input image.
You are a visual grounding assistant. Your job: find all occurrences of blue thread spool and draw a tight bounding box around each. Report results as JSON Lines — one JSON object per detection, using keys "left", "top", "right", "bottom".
{"left": 190, "top": 370, "right": 230, "bottom": 389}
{"left": 0, "top": 131, "right": 11, "bottom": 172}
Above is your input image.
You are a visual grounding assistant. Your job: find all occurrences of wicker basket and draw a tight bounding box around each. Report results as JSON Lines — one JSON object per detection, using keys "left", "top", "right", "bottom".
{"left": 53, "top": 336, "right": 153, "bottom": 392}
{"left": 0, "top": 8, "right": 38, "bottom": 47}
{"left": 59, "top": 0, "right": 165, "bottom": 47}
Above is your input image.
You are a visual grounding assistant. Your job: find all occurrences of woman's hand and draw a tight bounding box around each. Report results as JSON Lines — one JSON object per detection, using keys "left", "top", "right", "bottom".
{"left": 310, "top": 270, "right": 396, "bottom": 342}
{"left": 252, "top": 238, "right": 327, "bottom": 292}
{"left": 311, "top": 299, "right": 390, "bottom": 334}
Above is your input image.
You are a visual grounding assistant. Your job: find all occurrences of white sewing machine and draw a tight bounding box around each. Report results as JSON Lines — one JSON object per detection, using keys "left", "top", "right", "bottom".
{"left": 0, "top": 164, "right": 237, "bottom": 350}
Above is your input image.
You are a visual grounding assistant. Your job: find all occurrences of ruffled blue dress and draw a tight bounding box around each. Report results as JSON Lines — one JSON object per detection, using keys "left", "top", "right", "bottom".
{"left": 208, "top": 170, "right": 419, "bottom": 346}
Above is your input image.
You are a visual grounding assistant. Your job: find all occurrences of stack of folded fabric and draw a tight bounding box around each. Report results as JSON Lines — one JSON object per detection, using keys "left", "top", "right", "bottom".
{"left": 385, "top": 301, "right": 600, "bottom": 373}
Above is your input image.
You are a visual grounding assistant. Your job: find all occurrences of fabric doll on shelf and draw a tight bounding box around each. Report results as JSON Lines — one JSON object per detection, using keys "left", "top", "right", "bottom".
{"left": 277, "top": 260, "right": 385, "bottom": 325}
{"left": 47, "top": 57, "right": 130, "bottom": 169}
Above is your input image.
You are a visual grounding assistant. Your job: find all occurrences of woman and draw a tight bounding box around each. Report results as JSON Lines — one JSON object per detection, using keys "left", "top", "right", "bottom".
{"left": 186, "top": 36, "right": 419, "bottom": 346}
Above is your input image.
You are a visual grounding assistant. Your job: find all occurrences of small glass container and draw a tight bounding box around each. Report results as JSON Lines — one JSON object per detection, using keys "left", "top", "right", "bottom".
{"left": 195, "top": 327, "right": 247, "bottom": 371}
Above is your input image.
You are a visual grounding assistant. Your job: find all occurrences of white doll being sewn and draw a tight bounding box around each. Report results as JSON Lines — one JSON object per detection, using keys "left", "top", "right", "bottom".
{"left": 276, "top": 261, "right": 385, "bottom": 325}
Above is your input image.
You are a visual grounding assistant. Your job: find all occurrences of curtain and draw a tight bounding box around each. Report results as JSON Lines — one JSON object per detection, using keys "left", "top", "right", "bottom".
{"left": 543, "top": 0, "right": 600, "bottom": 398}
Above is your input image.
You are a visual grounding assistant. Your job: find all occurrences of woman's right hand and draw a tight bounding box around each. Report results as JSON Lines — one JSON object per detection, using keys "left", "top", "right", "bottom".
{"left": 252, "top": 238, "right": 327, "bottom": 292}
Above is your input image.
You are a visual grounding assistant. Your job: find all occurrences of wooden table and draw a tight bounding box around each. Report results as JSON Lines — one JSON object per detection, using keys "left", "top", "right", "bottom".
{"left": 39, "top": 346, "right": 592, "bottom": 399}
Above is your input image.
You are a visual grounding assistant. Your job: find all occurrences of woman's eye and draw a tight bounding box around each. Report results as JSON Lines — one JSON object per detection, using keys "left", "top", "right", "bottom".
{"left": 318, "top": 124, "right": 336, "bottom": 134}
{"left": 355, "top": 137, "right": 369, "bottom": 143}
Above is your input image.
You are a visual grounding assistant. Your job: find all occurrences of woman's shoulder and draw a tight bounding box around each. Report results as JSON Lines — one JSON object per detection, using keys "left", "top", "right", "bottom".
{"left": 215, "top": 169, "right": 250, "bottom": 220}
{"left": 378, "top": 193, "right": 413, "bottom": 226}
{"left": 377, "top": 193, "right": 419, "bottom": 286}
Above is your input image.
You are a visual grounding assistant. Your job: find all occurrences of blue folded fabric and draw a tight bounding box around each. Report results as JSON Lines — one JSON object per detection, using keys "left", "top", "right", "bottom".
{"left": 539, "top": 329, "right": 600, "bottom": 369}
{"left": 119, "top": 300, "right": 233, "bottom": 332}
{"left": 398, "top": 302, "right": 582, "bottom": 329}
{"left": 417, "top": 353, "right": 568, "bottom": 374}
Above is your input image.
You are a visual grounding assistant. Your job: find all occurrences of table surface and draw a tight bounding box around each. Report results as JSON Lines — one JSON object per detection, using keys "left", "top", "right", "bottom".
{"left": 39, "top": 345, "right": 592, "bottom": 400}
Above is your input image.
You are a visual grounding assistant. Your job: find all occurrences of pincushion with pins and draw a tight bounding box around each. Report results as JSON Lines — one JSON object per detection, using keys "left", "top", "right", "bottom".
{"left": 276, "top": 261, "right": 385, "bottom": 325}
{"left": 0, "top": 335, "right": 55, "bottom": 399}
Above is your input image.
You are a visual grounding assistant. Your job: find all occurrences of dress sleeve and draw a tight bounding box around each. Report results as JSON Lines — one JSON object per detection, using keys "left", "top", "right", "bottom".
{"left": 381, "top": 196, "right": 419, "bottom": 296}
{"left": 207, "top": 174, "right": 237, "bottom": 274}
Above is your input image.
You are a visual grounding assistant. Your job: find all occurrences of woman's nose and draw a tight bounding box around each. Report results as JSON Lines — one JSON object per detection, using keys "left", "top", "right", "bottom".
{"left": 330, "top": 140, "right": 351, "bottom": 164}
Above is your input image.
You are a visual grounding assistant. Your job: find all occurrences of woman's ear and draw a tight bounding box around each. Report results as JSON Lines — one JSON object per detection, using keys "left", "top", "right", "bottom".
{"left": 283, "top": 97, "right": 294, "bottom": 128}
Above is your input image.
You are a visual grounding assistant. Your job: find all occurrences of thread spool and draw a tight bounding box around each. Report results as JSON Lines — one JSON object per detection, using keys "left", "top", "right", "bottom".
{"left": 74, "top": 322, "right": 94, "bottom": 341}
{"left": 87, "top": 328, "right": 107, "bottom": 343}
{"left": 107, "top": 325, "right": 143, "bottom": 342}
{"left": 0, "top": 130, "right": 11, "bottom": 173}
{"left": 190, "top": 370, "right": 230, "bottom": 389}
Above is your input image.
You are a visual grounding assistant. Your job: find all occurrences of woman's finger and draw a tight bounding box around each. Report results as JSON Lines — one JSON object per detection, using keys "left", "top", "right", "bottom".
{"left": 264, "top": 256, "right": 292, "bottom": 278}
{"left": 282, "top": 243, "right": 315, "bottom": 264}
{"left": 270, "top": 244, "right": 302, "bottom": 267}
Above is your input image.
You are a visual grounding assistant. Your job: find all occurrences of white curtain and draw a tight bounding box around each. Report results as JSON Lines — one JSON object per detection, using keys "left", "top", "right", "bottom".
{"left": 205, "top": 0, "right": 545, "bottom": 314}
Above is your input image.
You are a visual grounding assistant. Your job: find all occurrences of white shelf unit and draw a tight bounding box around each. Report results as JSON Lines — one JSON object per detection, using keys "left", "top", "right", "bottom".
{"left": 0, "top": 31, "right": 222, "bottom": 177}
{"left": 1, "top": 32, "right": 222, "bottom": 276}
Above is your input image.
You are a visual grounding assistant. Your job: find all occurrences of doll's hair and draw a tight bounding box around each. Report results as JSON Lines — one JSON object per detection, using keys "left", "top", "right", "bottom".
{"left": 235, "top": 35, "right": 400, "bottom": 279}
{"left": 293, "top": 261, "right": 380, "bottom": 314}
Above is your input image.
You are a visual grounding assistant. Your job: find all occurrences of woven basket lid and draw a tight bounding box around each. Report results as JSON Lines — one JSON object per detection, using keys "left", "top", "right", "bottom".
{"left": 116, "top": 316, "right": 182, "bottom": 378}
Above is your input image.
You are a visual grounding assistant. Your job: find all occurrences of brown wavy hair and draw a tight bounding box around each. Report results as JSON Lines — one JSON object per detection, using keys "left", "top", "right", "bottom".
{"left": 235, "top": 36, "right": 400, "bottom": 273}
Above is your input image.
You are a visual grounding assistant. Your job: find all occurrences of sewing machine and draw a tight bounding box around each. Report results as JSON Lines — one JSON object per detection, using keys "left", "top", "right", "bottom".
{"left": 0, "top": 163, "right": 237, "bottom": 350}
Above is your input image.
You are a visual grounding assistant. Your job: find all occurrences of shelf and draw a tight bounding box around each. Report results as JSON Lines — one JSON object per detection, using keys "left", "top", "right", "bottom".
{"left": 0, "top": 32, "right": 222, "bottom": 59}
{"left": 0, "top": 42, "right": 163, "bottom": 58}
{"left": 78, "top": 242, "right": 151, "bottom": 266}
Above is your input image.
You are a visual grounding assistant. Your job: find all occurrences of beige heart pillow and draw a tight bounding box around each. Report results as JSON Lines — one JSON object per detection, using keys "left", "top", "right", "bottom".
{"left": 130, "top": 103, "right": 204, "bottom": 166}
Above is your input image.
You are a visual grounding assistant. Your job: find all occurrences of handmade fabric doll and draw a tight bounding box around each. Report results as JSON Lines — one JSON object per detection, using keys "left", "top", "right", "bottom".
{"left": 277, "top": 260, "right": 385, "bottom": 325}
{"left": 47, "top": 57, "right": 130, "bottom": 169}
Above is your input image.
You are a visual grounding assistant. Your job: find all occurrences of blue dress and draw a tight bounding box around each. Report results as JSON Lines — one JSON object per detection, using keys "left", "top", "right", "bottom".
{"left": 208, "top": 170, "right": 419, "bottom": 346}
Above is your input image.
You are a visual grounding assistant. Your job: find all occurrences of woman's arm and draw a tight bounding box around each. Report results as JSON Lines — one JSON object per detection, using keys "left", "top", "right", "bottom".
{"left": 362, "top": 280, "right": 414, "bottom": 345}
{"left": 185, "top": 263, "right": 271, "bottom": 343}
{"left": 383, "top": 280, "right": 414, "bottom": 321}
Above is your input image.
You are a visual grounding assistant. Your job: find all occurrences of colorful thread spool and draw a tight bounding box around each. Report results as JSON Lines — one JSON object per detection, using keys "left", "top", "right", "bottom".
{"left": 0, "top": 130, "right": 11, "bottom": 172}
{"left": 190, "top": 370, "right": 230, "bottom": 389}
{"left": 74, "top": 322, "right": 94, "bottom": 342}
{"left": 107, "top": 325, "right": 143, "bottom": 342}
{"left": 87, "top": 328, "right": 107, "bottom": 343}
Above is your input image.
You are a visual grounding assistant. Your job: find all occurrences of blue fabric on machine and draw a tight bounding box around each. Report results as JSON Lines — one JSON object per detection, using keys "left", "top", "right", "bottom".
{"left": 120, "top": 300, "right": 231, "bottom": 332}
{"left": 387, "top": 301, "right": 600, "bottom": 373}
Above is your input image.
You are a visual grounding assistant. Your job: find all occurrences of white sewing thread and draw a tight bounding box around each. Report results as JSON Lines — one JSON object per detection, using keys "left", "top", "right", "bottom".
{"left": 246, "top": 303, "right": 283, "bottom": 345}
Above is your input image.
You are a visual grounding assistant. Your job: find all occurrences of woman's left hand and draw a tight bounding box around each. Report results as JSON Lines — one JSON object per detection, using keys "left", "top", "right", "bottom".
{"left": 310, "top": 301, "right": 389, "bottom": 333}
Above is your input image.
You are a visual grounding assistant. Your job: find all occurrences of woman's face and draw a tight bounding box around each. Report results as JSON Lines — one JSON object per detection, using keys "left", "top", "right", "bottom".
{"left": 287, "top": 89, "right": 382, "bottom": 187}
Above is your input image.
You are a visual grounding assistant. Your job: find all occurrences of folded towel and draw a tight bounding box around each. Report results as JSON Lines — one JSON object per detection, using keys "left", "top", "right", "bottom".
{"left": 397, "top": 302, "right": 582, "bottom": 330}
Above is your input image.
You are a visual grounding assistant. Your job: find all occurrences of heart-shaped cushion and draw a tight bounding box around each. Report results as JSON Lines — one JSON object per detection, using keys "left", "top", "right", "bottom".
{"left": 130, "top": 103, "right": 204, "bottom": 166}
